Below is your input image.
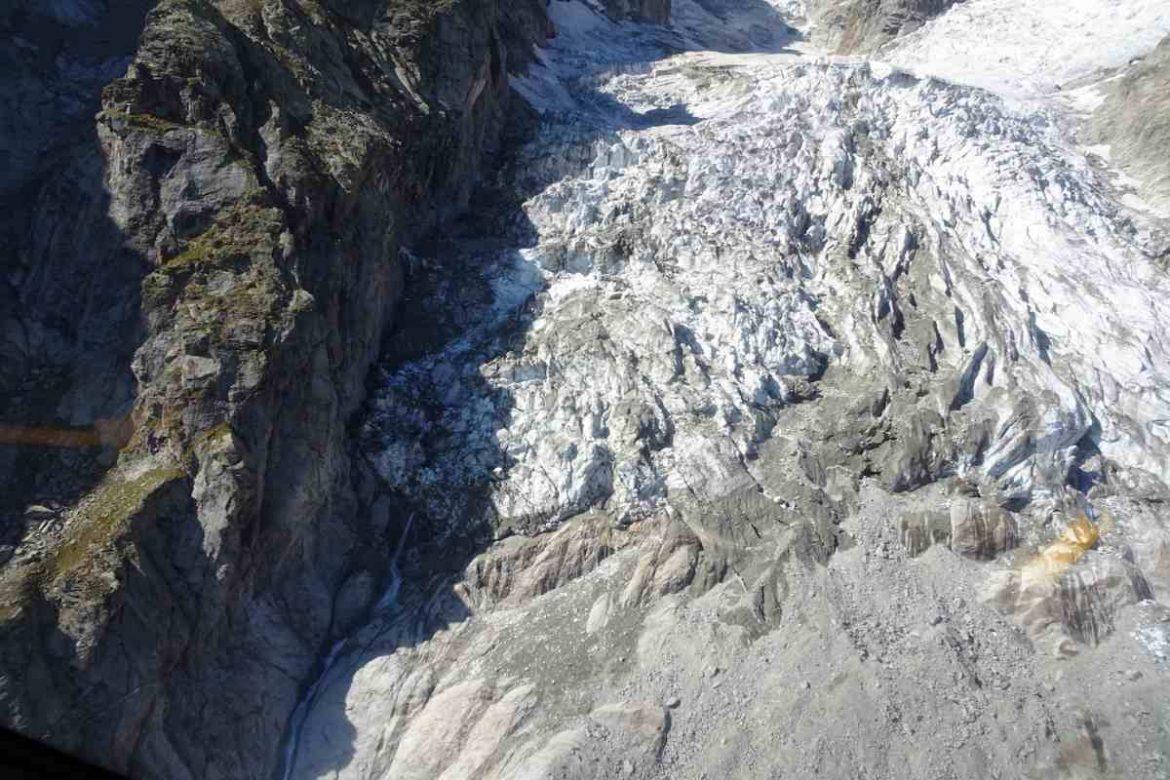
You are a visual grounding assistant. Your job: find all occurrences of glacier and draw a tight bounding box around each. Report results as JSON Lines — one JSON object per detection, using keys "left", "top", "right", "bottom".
{"left": 285, "top": 1, "right": 1170, "bottom": 777}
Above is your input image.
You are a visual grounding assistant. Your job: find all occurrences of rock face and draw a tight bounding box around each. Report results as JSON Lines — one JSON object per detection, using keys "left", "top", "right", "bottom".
{"left": 0, "top": 0, "right": 156, "bottom": 539}
{"left": 600, "top": 0, "right": 672, "bottom": 25}
{"left": 810, "top": 0, "right": 961, "bottom": 51}
{"left": 0, "top": 0, "right": 549, "bottom": 776}
{"left": 1092, "top": 35, "right": 1170, "bottom": 207}
{"left": 4, "top": 0, "right": 1170, "bottom": 778}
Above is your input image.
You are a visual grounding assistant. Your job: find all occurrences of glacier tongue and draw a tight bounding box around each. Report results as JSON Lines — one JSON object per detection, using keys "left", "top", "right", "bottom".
{"left": 365, "top": 6, "right": 1170, "bottom": 535}
{"left": 296, "top": 2, "right": 1170, "bottom": 777}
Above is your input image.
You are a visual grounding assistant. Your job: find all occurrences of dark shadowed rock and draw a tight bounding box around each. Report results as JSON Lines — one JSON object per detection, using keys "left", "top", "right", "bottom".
{"left": 0, "top": 0, "right": 551, "bottom": 775}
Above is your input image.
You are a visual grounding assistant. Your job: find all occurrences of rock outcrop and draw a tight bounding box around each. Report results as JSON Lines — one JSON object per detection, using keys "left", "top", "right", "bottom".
{"left": 0, "top": 0, "right": 550, "bottom": 775}
{"left": 0, "top": 0, "right": 156, "bottom": 541}
{"left": 1092, "top": 35, "right": 1170, "bottom": 207}
{"left": 600, "top": 0, "right": 672, "bottom": 25}
{"left": 810, "top": 0, "right": 962, "bottom": 52}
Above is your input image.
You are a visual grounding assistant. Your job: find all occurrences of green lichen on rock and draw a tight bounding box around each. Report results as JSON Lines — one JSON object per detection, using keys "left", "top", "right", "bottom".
{"left": 194, "top": 420, "right": 235, "bottom": 450}
{"left": 163, "top": 200, "right": 285, "bottom": 272}
{"left": 0, "top": 463, "right": 188, "bottom": 623}
{"left": 132, "top": 192, "right": 293, "bottom": 458}
{"left": 101, "top": 108, "right": 188, "bottom": 135}
{"left": 46, "top": 464, "right": 188, "bottom": 590}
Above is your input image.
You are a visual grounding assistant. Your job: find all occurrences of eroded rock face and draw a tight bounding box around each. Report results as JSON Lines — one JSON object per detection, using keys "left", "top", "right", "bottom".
{"left": 0, "top": 0, "right": 156, "bottom": 539}
{"left": 0, "top": 0, "right": 550, "bottom": 775}
{"left": 1092, "top": 35, "right": 1170, "bottom": 207}
{"left": 600, "top": 0, "right": 672, "bottom": 25}
{"left": 810, "top": 0, "right": 962, "bottom": 52}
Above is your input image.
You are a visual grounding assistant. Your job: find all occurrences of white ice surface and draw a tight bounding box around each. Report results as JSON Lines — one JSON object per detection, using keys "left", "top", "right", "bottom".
{"left": 365, "top": 2, "right": 1170, "bottom": 535}
{"left": 885, "top": 0, "right": 1170, "bottom": 101}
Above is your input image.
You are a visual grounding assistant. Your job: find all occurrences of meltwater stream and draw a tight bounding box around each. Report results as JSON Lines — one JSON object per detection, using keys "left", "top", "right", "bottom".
{"left": 279, "top": 514, "right": 415, "bottom": 780}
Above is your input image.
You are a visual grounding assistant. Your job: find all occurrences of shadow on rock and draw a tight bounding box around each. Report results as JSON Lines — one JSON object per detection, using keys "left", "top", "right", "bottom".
{"left": 0, "top": 0, "right": 154, "bottom": 563}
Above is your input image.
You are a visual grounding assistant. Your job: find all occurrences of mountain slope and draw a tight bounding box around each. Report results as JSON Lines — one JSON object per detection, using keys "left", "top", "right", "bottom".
{"left": 0, "top": 0, "right": 550, "bottom": 775}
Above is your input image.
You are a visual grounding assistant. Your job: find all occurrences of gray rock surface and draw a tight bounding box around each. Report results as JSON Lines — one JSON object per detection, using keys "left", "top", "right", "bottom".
{"left": 601, "top": 0, "right": 672, "bottom": 25}
{"left": 809, "top": 0, "right": 962, "bottom": 52}
{"left": 0, "top": 0, "right": 550, "bottom": 776}
{"left": 1092, "top": 35, "right": 1170, "bottom": 208}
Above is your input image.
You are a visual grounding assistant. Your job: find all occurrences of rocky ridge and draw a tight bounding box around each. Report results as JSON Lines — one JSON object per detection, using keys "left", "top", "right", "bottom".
{"left": 1, "top": 0, "right": 552, "bottom": 775}
{"left": 810, "top": 0, "right": 961, "bottom": 52}
{"left": 1091, "top": 35, "right": 1170, "bottom": 208}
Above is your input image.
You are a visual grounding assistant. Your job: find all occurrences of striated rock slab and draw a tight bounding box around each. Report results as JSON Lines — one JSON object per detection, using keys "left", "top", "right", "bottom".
{"left": 1092, "top": 35, "right": 1170, "bottom": 207}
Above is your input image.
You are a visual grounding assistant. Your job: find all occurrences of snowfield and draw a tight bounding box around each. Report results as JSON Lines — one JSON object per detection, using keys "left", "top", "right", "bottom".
{"left": 885, "top": 0, "right": 1170, "bottom": 101}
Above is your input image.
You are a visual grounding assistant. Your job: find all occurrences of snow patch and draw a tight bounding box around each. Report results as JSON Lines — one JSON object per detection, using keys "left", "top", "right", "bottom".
{"left": 885, "top": 0, "right": 1170, "bottom": 101}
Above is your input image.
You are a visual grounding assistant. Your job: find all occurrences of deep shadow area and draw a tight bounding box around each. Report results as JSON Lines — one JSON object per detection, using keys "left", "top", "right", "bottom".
{"left": 0, "top": 126, "right": 142, "bottom": 561}
{"left": 283, "top": 195, "right": 549, "bottom": 776}
{"left": 0, "top": 2, "right": 153, "bottom": 558}
{"left": 0, "top": 470, "right": 207, "bottom": 773}
{"left": 0, "top": 725, "right": 126, "bottom": 779}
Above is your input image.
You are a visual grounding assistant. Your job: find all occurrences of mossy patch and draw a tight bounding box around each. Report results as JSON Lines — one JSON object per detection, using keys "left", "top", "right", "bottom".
{"left": 195, "top": 421, "right": 234, "bottom": 446}
{"left": 0, "top": 464, "right": 188, "bottom": 622}
{"left": 192, "top": 421, "right": 237, "bottom": 459}
{"left": 162, "top": 201, "right": 285, "bottom": 273}
{"left": 102, "top": 109, "right": 188, "bottom": 135}
{"left": 45, "top": 465, "right": 188, "bottom": 590}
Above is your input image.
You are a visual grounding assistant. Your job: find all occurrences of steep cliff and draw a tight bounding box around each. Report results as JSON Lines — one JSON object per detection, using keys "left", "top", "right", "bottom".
{"left": 809, "top": 0, "right": 961, "bottom": 52}
{"left": 0, "top": 0, "right": 549, "bottom": 775}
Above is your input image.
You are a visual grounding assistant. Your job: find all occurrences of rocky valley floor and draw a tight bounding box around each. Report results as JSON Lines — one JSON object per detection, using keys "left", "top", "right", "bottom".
{"left": 275, "top": 1, "right": 1170, "bottom": 778}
